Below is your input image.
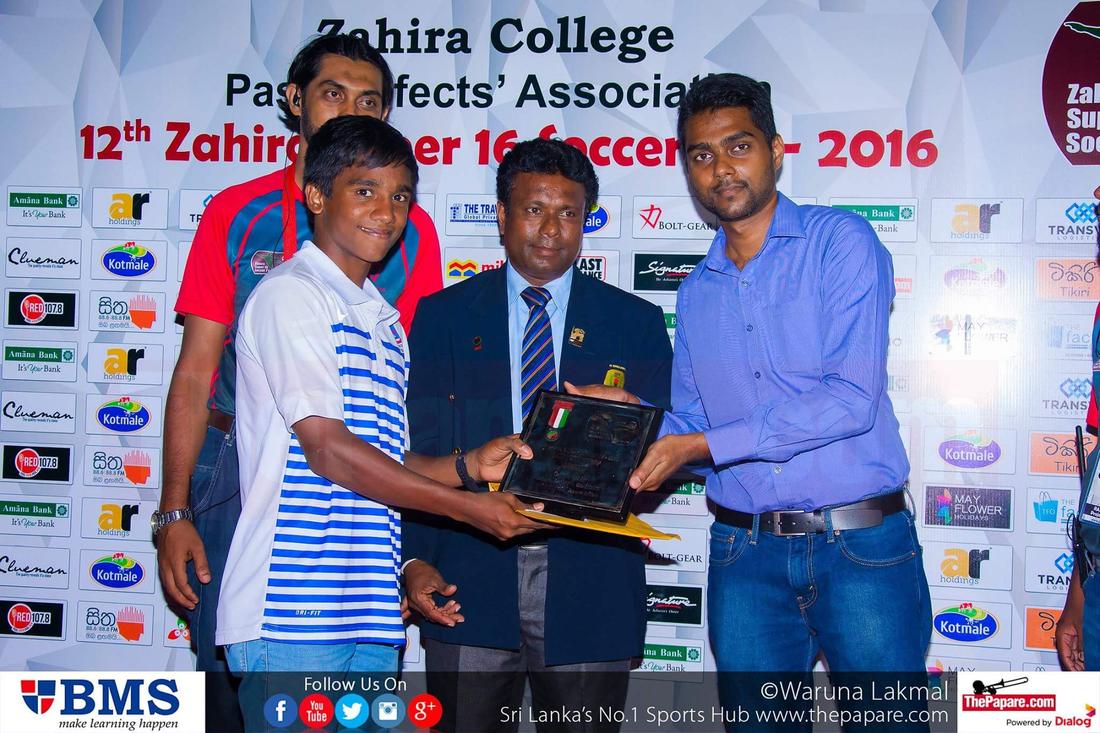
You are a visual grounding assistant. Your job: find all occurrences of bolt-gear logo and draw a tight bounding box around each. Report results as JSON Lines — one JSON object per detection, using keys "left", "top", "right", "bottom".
{"left": 1043, "top": 2, "right": 1100, "bottom": 165}
{"left": 21, "top": 679, "right": 56, "bottom": 714}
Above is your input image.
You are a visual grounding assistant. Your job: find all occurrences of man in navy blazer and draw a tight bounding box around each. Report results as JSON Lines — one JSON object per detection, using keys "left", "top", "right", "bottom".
{"left": 403, "top": 138, "right": 672, "bottom": 732}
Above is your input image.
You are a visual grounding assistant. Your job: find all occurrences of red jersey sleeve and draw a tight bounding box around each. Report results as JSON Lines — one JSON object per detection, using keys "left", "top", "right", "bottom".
{"left": 175, "top": 189, "right": 237, "bottom": 325}
{"left": 394, "top": 202, "right": 443, "bottom": 335}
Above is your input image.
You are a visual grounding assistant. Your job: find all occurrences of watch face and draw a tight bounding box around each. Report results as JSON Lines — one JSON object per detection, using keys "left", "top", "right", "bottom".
{"left": 150, "top": 511, "right": 161, "bottom": 531}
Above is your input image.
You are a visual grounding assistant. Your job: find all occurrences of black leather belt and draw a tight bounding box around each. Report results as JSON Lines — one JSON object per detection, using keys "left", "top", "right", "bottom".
{"left": 714, "top": 491, "right": 906, "bottom": 536}
{"left": 207, "top": 409, "right": 234, "bottom": 433}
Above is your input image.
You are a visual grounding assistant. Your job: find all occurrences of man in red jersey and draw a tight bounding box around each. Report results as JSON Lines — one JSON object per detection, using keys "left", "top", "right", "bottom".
{"left": 152, "top": 34, "right": 441, "bottom": 731}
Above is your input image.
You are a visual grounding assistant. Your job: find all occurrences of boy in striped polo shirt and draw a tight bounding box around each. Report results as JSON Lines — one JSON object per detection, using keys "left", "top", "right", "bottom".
{"left": 217, "top": 116, "right": 546, "bottom": 714}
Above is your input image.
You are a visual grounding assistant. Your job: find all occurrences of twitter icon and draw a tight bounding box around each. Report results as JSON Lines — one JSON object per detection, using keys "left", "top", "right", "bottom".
{"left": 335, "top": 693, "right": 370, "bottom": 729}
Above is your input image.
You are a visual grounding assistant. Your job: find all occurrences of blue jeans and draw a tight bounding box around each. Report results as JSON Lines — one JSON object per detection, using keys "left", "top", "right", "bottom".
{"left": 185, "top": 425, "right": 242, "bottom": 731}
{"left": 226, "top": 638, "right": 399, "bottom": 732}
{"left": 708, "top": 510, "right": 932, "bottom": 732}
{"left": 1085, "top": 569, "right": 1100, "bottom": 670}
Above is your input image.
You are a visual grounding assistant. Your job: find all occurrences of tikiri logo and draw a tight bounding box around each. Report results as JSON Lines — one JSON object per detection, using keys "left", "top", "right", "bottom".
{"left": 1024, "top": 607, "right": 1061, "bottom": 651}
{"left": 1036, "top": 257, "right": 1100, "bottom": 301}
{"left": 1031, "top": 431, "right": 1095, "bottom": 475}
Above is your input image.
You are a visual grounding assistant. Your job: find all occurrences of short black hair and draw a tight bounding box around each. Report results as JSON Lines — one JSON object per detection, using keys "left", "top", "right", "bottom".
{"left": 496, "top": 138, "right": 599, "bottom": 212}
{"left": 304, "top": 116, "right": 418, "bottom": 197}
{"left": 677, "top": 73, "right": 776, "bottom": 149}
{"left": 278, "top": 34, "right": 395, "bottom": 132}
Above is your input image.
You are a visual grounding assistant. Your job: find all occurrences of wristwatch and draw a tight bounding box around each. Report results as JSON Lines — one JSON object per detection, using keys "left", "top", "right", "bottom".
{"left": 150, "top": 508, "right": 194, "bottom": 537}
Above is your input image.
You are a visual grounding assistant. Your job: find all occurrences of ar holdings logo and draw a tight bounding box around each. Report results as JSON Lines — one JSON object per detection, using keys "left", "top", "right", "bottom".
{"left": 100, "top": 242, "right": 156, "bottom": 278}
{"left": 96, "top": 397, "right": 151, "bottom": 434}
{"left": 1043, "top": 2, "right": 1100, "bottom": 164}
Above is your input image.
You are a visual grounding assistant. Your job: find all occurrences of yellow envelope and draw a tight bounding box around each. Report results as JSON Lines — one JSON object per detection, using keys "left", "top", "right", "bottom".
{"left": 488, "top": 484, "right": 681, "bottom": 541}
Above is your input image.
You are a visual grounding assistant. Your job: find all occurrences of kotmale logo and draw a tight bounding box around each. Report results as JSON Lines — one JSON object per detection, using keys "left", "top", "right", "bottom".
{"left": 101, "top": 242, "right": 155, "bottom": 278}
{"left": 584, "top": 203, "right": 610, "bottom": 234}
{"left": 96, "top": 397, "right": 151, "bottom": 434}
{"left": 89, "top": 552, "right": 145, "bottom": 590}
{"left": 934, "top": 603, "right": 999, "bottom": 643}
{"left": 942, "top": 258, "right": 1006, "bottom": 294}
{"left": 939, "top": 432, "right": 1001, "bottom": 469}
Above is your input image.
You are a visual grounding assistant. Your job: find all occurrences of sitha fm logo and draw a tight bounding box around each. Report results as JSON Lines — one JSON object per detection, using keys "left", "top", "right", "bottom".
{"left": 108, "top": 193, "right": 150, "bottom": 224}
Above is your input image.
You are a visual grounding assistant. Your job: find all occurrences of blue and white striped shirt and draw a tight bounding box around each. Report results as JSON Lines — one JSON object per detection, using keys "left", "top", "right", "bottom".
{"left": 218, "top": 242, "right": 409, "bottom": 647}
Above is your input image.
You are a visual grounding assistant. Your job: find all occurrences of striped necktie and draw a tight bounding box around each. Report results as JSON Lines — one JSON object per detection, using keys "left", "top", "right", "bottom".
{"left": 520, "top": 286, "right": 556, "bottom": 421}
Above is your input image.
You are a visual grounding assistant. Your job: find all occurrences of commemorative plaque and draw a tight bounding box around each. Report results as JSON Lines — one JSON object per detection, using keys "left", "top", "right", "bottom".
{"left": 500, "top": 390, "right": 663, "bottom": 521}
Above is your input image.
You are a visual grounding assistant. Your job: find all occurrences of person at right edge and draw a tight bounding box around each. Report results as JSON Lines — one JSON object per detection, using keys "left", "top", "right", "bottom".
{"left": 570, "top": 73, "right": 931, "bottom": 733}
{"left": 1056, "top": 183, "right": 1100, "bottom": 672}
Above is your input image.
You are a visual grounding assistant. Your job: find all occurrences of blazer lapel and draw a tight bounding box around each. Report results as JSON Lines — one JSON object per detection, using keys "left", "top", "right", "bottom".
{"left": 466, "top": 267, "right": 512, "bottom": 406}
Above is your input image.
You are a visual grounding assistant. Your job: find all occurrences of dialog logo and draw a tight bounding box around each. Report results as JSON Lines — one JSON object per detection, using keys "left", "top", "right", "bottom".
{"left": 88, "top": 553, "right": 145, "bottom": 590}
{"left": 938, "top": 433, "right": 1001, "bottom": 469}
{"left": 96, "top": 397, "right": 151, "bottom": 434}
{"left": 934, "top": 603, "right": 999, "bottom": 643}
{"left": 100, "top": 242, "right": 156, "bottom": 278}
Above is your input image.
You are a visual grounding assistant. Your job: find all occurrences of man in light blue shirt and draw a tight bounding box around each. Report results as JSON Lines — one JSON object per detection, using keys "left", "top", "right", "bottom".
{"left": 575, "top": 74, "right": 930, "bottom": 732}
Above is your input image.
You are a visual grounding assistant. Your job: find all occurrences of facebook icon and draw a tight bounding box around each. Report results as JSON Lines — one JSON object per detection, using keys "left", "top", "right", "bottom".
{"left": 263, "top": 693, "right": 296, "bottom": 728}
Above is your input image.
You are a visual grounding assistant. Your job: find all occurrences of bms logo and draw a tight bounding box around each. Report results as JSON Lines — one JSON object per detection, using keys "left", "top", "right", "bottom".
{"left": 18, "top": 677, "right": 179, "bottom": 716}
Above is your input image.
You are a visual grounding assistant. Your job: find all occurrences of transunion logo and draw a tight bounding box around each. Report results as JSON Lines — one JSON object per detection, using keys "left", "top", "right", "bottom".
{"left": 934, "top": 603, "right": 999, "bottom": 643}
{"left": 95, "top": 397, "right": 151, "bottom": 433}
{"left": 584, "top": 204, "right": 610, "bottom": 234}
{"left": 101, "top": 243, "right": 155, "bottom": 278}
{"left": 939, "top": 432, "right": 1001, "bottom": 468}
{"left": 89, "top": 552, "right": 145, "bottom": 590}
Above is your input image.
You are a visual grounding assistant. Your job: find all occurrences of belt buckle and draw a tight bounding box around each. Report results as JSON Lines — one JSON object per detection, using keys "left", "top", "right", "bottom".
{"left": 771, "top": 510, "right": 801, "bottom": 537}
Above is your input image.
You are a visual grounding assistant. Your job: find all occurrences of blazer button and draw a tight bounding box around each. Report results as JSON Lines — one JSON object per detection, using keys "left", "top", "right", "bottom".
{"left": 452, "top": 447, "right": 462, "bottom": 455}
{"left": 448, "top": 394, "right": 455, "bottom": 401}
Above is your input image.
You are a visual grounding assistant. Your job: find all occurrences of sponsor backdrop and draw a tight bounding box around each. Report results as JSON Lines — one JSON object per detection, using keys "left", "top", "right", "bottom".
{"left": 1, "top": 0, "right": 1098, "bottom": 680}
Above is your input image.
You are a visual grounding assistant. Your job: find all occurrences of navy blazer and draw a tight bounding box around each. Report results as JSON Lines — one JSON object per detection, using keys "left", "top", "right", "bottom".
{"left": 404, "top": 265, "right": 672, "bottom": 665}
